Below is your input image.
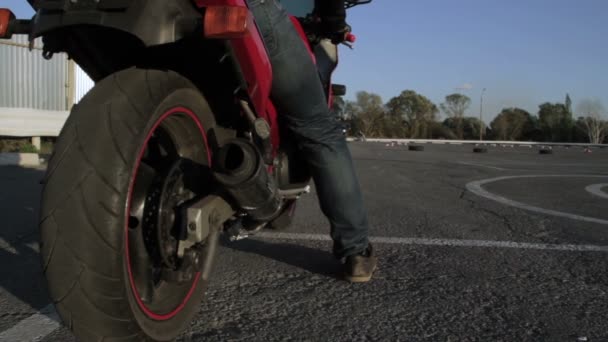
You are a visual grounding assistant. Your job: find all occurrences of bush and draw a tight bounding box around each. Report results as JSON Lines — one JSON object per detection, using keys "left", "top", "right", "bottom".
{"left": 0, "top": 138, "right": 42, "bottom": 153}
{"left": 20, "top": 143, "right": 39, "bottom": 153}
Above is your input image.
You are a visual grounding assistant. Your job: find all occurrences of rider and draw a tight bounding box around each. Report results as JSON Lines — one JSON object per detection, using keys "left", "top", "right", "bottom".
{"left": 247, "top": 0, "right": 377, "bottom": 282}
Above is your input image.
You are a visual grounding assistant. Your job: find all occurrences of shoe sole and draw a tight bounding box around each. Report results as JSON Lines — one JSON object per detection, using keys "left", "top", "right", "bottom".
{"left": 345, "top": 274, "right": 373, "bottom": 283}
{"left": 344, "top": 265, "right": 377, "bottom": 283}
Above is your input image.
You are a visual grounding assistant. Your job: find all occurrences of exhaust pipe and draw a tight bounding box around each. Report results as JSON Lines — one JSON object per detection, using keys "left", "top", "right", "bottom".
{"left": 213, "top": 139, "right": 281, "bottom": 222}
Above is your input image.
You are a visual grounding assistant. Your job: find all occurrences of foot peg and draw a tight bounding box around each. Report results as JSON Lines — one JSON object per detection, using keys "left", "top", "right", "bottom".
{"left": 224, "top": 218, "right": 265, "bottom": 242}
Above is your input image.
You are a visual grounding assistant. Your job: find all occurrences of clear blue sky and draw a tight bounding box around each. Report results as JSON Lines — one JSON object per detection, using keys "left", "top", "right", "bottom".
{"left": 338, "top": 0, "right": 608, "bottom": 120}
{"left": 5, "top": 0, "right": 608, "bottom": 121}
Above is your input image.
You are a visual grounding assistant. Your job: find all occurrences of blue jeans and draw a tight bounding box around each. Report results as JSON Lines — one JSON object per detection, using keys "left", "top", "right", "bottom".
{"left": 247, "top": 0, "right": 370, "bottom": 258}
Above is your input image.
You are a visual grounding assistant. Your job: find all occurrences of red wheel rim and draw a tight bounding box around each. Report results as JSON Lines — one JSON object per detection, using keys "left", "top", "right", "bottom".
{"left": 125, "top": 107, "right": 211, "bottom": 321}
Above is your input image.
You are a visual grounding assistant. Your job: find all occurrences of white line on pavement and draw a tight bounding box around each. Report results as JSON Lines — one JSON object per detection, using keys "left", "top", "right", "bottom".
{"left": 458, "top": 161, "right": 506, "bottom": 171}
{"left": 0, "top": 305, "right": 60, "bottom": 342}
{"left": 4, "top": 228, "right": 608, "bottom": 341}
{"left": 0, "top": 237, "right": 17, "bottom": 255}
{"left": 466, "top": 175, "right": 608, "bottom": 225}
{"left": 585, "top": 184, "right": 608, "bottom": 200}
{"left": 254, "top": 232, "right": 608, "bottom": 253}
{"left": 25, "top": 242, "right": 40, "bottom": 254}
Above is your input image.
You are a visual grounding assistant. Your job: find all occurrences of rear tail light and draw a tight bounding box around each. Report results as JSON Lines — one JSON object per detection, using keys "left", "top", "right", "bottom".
{"left": 204, "top": 6, "right": 252, "bottom": 39}
{"left": 0, "top": 9, "right": 15, "bottom": 38}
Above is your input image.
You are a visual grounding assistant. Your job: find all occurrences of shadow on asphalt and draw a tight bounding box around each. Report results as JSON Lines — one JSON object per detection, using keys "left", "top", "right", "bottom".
{"left": 221, "top": 238, "right": 343, "bottom": 279}
{"left": 0, "top": 166, "right": 52, "bottom": 320}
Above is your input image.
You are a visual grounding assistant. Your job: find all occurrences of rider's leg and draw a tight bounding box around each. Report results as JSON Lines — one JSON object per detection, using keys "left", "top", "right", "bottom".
{"left": 247, "top": 0, "right": 370, "bottom": 259}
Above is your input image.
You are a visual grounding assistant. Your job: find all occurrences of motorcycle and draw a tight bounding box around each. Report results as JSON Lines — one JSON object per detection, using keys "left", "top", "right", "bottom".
{"left": 0, "top": 0, "right": 371, "bottom": 340}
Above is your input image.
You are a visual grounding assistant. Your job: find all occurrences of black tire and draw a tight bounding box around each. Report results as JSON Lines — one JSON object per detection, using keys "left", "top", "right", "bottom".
{"left": 473, "top": 147, "right": 488, "bottom": 153}
{"left": 539, "top": 149, "right": 553, "bottom": 155}
{"left": 40, "top": 68, "right": 220, "bottom": 341}
{"left": 408, "top": 144, "right": 424, "bottom": 151}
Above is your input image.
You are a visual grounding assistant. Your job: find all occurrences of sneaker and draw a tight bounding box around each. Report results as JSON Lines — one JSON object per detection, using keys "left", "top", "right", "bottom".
{"left": 344, "top": 244, "right": 377, "bottom": 283}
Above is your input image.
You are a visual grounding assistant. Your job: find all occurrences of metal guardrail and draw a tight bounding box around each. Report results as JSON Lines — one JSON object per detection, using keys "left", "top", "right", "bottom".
{"left": 347, "top": 138, "right": 608, "bottom": 148}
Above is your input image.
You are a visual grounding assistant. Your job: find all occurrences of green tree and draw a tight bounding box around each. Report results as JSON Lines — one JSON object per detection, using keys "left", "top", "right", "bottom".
{"left": 386, "top": 90, "right": 438, "bottom": 138}
{"left": 565, "top": 94, "right": 572, "bottom": 116}
{"left": 538, "top": 102, "right": 573, "bottom": 142}
{"left": 490, "top": 108, "right": 537, "bottom": 141}
{"left": 347, "top": 91, "right": 393, "bottom": 138}
{"left": 440, "top": 94, "right": 471, "bottom": 139}
{"left": 576, "top": 99, "right": 608, "bottom": 144}
{"left": 331, "top": 95, "right": 346, "bottom": 119}
{"left": 442, "top": 117, "right": 486, "bottom": 140}
{"left": 429, "top": 121, "right": 458, "bottom": 140}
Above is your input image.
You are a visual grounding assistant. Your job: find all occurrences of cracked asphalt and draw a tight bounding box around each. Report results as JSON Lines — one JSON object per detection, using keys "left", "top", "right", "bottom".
{"left": 1, "top": 143, "right": 608, "bottom": 341}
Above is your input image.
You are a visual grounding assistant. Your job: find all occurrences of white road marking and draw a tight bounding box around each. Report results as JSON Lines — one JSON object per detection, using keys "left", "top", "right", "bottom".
{"left": 458, "top": 161, "right": 506, "bottom": 171}
{"left": 25, "top": 242, "right": 40, "bottom": 253}
{"left": 254, "top": 232, "right": 608, "bottom": 253}
{"left": 0, "top": 237, "right": 17, "bottom": 255}
{"left": 585, "top": 183, "right": 608, "bottom": 200}
{"left": 0, "top": 304, "right": 60, "bottom": 342}
{"left": 466, "top": 175, "right": 608, "bottom": 225}
{"left": 5, "top": 226, "right": 608, "bottom": 341}
{"left": 0, "top": 239, "right": 39, "bottom": 255}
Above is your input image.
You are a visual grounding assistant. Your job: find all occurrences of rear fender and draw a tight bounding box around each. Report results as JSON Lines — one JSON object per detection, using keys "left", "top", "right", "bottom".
{"left": 32, "top": 0, "right": 201, "bottom": 48}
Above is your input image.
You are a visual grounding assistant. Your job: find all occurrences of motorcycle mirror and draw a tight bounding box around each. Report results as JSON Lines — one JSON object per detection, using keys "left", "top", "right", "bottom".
{"left": 345, "top": 0, "right": 373, "bottom": 8}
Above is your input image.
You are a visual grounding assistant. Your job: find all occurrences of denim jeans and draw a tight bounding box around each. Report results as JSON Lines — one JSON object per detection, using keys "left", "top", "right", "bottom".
{"left": 247, "top": 0, "right": 370, "bottom": 258}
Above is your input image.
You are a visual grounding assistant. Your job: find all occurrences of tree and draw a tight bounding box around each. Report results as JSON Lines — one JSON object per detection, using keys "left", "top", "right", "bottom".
{"left": 429, "top": 121, "right": 458, "bottom": 140}
{"left": 440, "top": 94, "right": 471, "bottom": 139}
{"left": 490, "top": 108, "right": 537, "bottom": 141}
{"left": 347, "top": 91, "right": 391, "bottom": 138}
{"left": 386, "top": 90, "right": 438, "bottom": 138}
{"left": 565, "top": 94, "right": 572, "bottom": 116}
{"left": 576, "top": 99, "right": 608, "bottom": 144}
{"left": 441, "top": 117, "right": 484, "bottom": 140}
{"left": 538, "top": 102, "right": 572, "bottom": 142}
{"left": 462, "top": 117, "right": 484, "bottom": 140}
{"left": 331, "top": 95, "right": 346, "bottom": 120}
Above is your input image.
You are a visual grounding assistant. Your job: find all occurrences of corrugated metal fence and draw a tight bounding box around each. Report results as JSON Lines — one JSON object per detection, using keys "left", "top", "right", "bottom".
{"left": 75, "top": 64, "right": 95, "bottom": 104}
{"left": 0, "top": 36, "right": 94, "bottom": 111}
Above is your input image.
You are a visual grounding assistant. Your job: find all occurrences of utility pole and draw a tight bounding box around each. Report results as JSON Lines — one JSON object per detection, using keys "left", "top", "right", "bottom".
{"left": 479, "top": 88, "right": 486, "bottom": 141}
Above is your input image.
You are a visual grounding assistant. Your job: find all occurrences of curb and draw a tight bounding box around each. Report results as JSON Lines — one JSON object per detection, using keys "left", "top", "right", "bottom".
{"left": 0, "top": 153, "right": 42, "bottom": 167}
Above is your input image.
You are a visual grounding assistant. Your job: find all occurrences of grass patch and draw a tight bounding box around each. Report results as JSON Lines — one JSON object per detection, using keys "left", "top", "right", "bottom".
{"left": 0, "top": 137, "right": 55, "bottom": 153}
{"left": 20, "top": 143, "right": 39, "bottom": 153}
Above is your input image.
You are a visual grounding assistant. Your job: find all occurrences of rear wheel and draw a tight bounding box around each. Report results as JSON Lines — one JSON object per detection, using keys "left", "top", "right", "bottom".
{"left": 40, "top": 68, "right": 220, "bottom": 341}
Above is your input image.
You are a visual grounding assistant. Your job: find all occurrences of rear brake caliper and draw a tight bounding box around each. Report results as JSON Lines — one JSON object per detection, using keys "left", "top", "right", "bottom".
{"left": 160, "top": 195, "right": 234, "bottom": 283}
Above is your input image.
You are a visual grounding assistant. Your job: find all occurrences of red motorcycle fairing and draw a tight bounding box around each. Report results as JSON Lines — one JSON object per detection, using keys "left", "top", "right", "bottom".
{"left": 289, "top": 15, "right": 316, "bottom": 63}
{"left": 195, "top": 0, "right": 280, "bottom": 150}
{"left": 195, "top": 0, "right": 324, "bottom": 156}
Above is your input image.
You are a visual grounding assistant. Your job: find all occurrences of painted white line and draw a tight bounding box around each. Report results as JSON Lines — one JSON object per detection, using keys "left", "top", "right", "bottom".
{"left": 466, "top": 175, "right": 608, "bottom": 225}
{"left": 0, "top": 237, "right": 17, "bottom": 255}
{"left": 0, "top": 304, "right": 60, "bottom": 342}
{"left": 254, "top": 232, "right": 608, "bottom": 253}
{"left": 5, "top": 227, "right": 608, "bottom": 341}
{"left": 585, "top": 184, "right": 608, "bottom": 200}
{"left": 458, "top": 161, "right": 506, "bottom": 171}
{"left": 25, "top": 242, "right": 40, "bottom": 254}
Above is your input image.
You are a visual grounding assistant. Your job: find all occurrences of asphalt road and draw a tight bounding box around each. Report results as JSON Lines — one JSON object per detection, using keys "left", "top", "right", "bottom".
{"left": 1, "top": 143, "right": 608, "bottom": 341}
